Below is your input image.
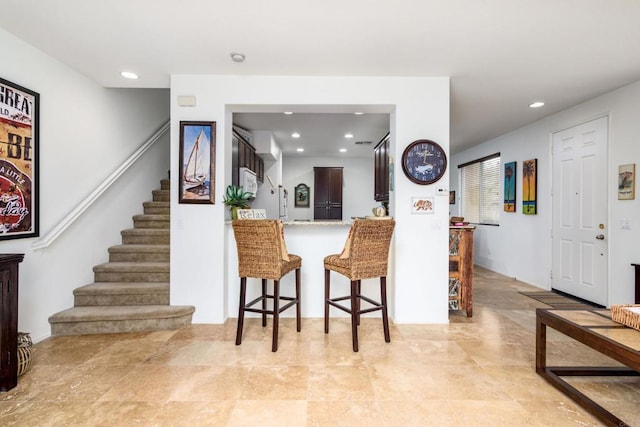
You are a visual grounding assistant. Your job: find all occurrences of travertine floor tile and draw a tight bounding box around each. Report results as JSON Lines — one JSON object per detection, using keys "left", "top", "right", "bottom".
{"left": 2, "top": 266, "right": 638, "bottom": 426}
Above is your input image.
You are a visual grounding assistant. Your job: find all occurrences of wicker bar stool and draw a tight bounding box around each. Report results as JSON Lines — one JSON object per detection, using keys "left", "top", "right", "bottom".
{"left": 232, "top": 219, "right": 302, "bottom": 352}
{"left": 324, "top": 218, "right": 395, "bottom": 352}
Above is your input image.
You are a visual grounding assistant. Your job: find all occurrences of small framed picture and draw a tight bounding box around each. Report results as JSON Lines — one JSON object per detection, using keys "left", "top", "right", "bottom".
{"left": 179, "top": 121, "right": 216, "bottom": 204}
{"left": 449, "top": 191, "right": 456, "bottom": 205}
{"left": 294, "top": 183, "right": 310, "bottom": 207}
{"left": 618, "top": 164, "right": 635, "bottom": 200}
{"left": 411, "top": 196, "right": 434, "bottom": 214}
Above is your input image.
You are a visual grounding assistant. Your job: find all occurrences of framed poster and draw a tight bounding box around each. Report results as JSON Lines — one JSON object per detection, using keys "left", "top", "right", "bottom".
{"left": 294, "top": 183, "right": 309, "bottom": 207}
{"left": 179, "top": 121, "right": 215, "bottom": 204}
{"left": 618, "top": 164, "right": 635, "bottom": 200}
{"left": 0, "top": 77, "right": 39, "bottom": 239}
{"left": 504, "top": 161, "right": 516, "bottom": 212}
{"left": 411, "top": 196, "right": 434, "bottom": 214}
{"left": 522, "top": 159, "right": 537, "bottom": 215}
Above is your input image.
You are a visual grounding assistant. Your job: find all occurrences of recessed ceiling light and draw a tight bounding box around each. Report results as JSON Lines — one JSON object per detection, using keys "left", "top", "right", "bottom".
{"left": 120, "top": 71, "right": 139, "bottom": 80}
{"left": 230, "top": 52, "right": 246, "bottom": 63}
{"left": 344, "top": 133, "right": 354, "bottom": 139}
{"left": 339, "top": 148, "right": 347, "bottom": 153}
{"left": 529, "top": 101, "right": 545, "bottom": 108}
{"left": 292, "top": 132, "right": 301, "bottom": 138}
{"left": 283, "top": 112, "right": 293, "bottom": 115}
{"left": 354, "top": 112, "right": 364, "bottom": 115}
{"left": 296, "top": 148, "right": 304, "bottom": 152}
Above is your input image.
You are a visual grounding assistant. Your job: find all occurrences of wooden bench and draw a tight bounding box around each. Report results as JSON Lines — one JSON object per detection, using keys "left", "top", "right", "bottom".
{"left": 536, "top": 308, "right": 640, "bottom": 427}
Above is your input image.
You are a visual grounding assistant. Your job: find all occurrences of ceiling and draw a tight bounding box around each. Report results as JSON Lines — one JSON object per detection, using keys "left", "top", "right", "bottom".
{"left": 2, "top": 0, "right": 640, "bottom": 155}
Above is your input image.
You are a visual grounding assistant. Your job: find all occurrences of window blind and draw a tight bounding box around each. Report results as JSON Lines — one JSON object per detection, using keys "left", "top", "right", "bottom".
{"left": 459, "top": 153, "right": 501, "bottom": 225}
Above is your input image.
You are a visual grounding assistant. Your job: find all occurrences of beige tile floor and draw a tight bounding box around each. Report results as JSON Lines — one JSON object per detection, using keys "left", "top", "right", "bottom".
{"left": 1, "top": 267, "right": 639, "bottom": 426}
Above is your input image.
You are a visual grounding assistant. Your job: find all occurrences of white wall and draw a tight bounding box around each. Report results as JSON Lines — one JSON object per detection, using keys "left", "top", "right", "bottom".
{"left": 0, "top": 28, "right": 170, "bottom": 341}
{"left": 170, "top": 75, "right": 450, "bottom": 324}
{"left": 283, "top": 156, "right": 374, "bottom": 221}
{"left": 451, "top": 80, "right": 640, "bottom": 305}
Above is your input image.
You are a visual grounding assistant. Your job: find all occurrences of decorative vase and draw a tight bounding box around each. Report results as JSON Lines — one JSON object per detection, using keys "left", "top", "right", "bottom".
{"left": 231, "top": 207, "right": 239, "bottom": 220}
{"left": 17, "top": 332, "right": 32, "bottom": 376}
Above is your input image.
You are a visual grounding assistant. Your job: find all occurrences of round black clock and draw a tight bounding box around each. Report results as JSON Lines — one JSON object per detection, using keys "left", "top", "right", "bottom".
{"left": 401, "top": 139, "right": 447, "bottom": 185}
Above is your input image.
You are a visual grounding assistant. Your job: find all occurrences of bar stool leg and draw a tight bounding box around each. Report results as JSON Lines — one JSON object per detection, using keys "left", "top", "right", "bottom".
{"left": 350, "top": 280, "right": 359, "bottom": 352}
{"left": 236, "top": 277, "right": 247, "bottom": 345}
{"left": 296, "top": 268, "right": 301, "bottom": 333}
{"left": 272, "top": 279, "right": 280, "bottom": 352}
{"left": 324, "top": 269, "right": 330, "bottom": 333}
{"left": 261, "top": 279, "right": 267, "bottom": 327}
{"left": 356, "top": 280, "right": 361, "bottom": 326}
{"left": 380, "top": 276, "right": 390, "bottom": 343}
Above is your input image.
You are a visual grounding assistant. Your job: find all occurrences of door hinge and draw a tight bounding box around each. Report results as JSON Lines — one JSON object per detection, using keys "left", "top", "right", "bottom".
{"left": 550, "top": 270, "right": 553, "bottom": 280}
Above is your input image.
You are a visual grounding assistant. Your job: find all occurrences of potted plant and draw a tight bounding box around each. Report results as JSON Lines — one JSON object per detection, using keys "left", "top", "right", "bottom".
{"left": 223, "top": 185, "right": 254, "bottom": 219}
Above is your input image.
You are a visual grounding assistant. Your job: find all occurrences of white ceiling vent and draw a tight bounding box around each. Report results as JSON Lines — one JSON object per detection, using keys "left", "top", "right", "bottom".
{"left": 354, "top": 141, "right": 372, "bottom": 145}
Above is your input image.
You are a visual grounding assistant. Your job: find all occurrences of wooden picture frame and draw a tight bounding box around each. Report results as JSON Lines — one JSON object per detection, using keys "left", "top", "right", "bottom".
{"left": 618, "top": 164, "right": 635, "bottom": 200}
{"left": 522, "top": 158, "right": 537, "bottom": 215}
{"left": 294, "top": 183, "right": 310, "bottom": 207}
{"left": 504, "top": 161, "right": 516, "bottom": 212}
{"left": 449, "top": 190, "right": 456, "bottom": 205}
{"left": 179, "top": 121, "right": 215, "bottom": 204}
{"left": 0, "top": 77, "right": 39, "bottom": 240}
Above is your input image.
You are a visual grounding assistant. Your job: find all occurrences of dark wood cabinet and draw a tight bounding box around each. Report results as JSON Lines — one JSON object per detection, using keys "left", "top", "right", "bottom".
{"left": 374, "top": 132, "right": 390, "bottom": 202}
{"left": 0, "top": 254, "right": 25, "bottom": 392}
{"left": 314, "top": 167, "right": 343, "bottom": 220}
{"left": 233, "top": 130, "right": 264, "bottom": 185}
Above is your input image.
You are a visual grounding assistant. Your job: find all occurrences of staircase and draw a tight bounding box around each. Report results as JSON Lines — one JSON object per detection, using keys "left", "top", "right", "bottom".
{"left": 48, "top": 178, "right": 195, "bottom": 336}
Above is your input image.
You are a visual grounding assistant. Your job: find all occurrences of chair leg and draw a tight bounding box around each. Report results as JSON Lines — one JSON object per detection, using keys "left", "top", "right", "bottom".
{"left": 356, "top": 280, "right": 361, "bottom": 326}
{"left": 236, "top": 277, "right": 247, "bottom": 345}
{"left": 261, "top": 279, "right": 267, "bottom": 327}
{"left": 380, "top": 276, "right": 390, "bottom": 343}
{"left": 324, "top": 269, "right": 330, "bottom": 334}
{"left": 350, "top": 280, "right": 359, "bottom": 352}
{"left": 295, "top": 268, "right": 301, "bottom": 333}
{"left": 272, "top": 279, "right": 280, "bottom": 352}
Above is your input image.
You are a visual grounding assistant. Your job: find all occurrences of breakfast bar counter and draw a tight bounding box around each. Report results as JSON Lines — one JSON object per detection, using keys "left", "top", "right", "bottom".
{"left": 226, "top": 220, "right": 376, "bottom": 319}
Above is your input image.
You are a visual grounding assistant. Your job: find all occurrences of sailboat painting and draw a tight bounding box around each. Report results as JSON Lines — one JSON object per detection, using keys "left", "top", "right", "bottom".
{"left": 179, "top": 121, "right": 216, "bottom": 204}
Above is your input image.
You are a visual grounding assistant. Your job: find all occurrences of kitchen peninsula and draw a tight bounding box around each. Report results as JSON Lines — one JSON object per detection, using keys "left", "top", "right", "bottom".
{"left": 226, "top": 219, "right": 376, "bottom": 319}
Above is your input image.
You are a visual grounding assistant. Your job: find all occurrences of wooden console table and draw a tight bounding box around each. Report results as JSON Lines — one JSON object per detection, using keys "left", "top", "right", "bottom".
{"left": 0, "top": 254, "right": 25, "bottom": 392}
{"left": 536, "top": 308, "right": 640, "bottom": 427}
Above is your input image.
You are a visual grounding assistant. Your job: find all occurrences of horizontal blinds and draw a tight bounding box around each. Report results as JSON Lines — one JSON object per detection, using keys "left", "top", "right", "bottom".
{"left": 461, "top": 154, "right": 501, "bottom": 225}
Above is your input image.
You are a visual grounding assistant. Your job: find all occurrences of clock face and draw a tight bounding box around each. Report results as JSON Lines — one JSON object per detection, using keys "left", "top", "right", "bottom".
{"left": 401, "top": 140, "right": 447, "bottom": 185}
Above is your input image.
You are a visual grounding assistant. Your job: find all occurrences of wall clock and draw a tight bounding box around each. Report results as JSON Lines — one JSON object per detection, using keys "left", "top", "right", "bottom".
{"left": 401, "top": 139, "right": 447, "bottom": 185}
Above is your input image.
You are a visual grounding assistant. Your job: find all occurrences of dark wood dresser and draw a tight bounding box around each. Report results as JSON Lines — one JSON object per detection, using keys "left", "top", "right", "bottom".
{"left": 0, "top": 253, "right": 25, "bottom": 392}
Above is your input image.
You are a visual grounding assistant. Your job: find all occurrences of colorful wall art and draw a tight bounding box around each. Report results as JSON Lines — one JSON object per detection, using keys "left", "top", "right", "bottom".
{"left": 503, "top": 161, "right": 516, "bottom": 212}
{"left": 522, "top": 159, "right": 537, "bottom": 215}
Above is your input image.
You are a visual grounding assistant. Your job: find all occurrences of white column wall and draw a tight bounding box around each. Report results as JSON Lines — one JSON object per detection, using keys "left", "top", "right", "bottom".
{"left": 170, "top": 75, "right": 450, "bottom": 323}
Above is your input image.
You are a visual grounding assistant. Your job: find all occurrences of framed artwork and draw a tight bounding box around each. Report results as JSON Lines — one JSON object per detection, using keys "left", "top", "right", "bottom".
{"left": 449, "top": 190, "right": 456, "bottom": 205}
{"left": 504, "top": 161, "right": 516, "bottom": 212}
{"left": 294, "top": 183, "right": 310, "bottom": 207}
{"left": 411, "top": 196, "right": 434, "bottom": 214}
{"left": 0, "top": 77, "right": 39, "bottom": 240}
{"left": 618, "top": 164, "right": 635, "bottom": 200}
{"left": 522, "top": 159, "right": 537, "bottom": 215}
{"left": 179, "top": 121, "right": 215, "bottom": 204}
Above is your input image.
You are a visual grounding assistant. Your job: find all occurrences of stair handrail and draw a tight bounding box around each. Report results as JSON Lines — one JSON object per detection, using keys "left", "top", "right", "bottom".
{"left": 32, "top": 120, "right": 170, "bottom": 251}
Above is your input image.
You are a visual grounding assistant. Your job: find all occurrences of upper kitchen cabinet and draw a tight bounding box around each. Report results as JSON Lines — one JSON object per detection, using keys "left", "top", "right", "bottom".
{"left": 374, "top": 132, "right": 390, "bottom": 202}
{"left": 314, "top": 167, "right": 343, "bottom": 220}
{"left": 232, "top": 128, "right": 264, "bottom": 185}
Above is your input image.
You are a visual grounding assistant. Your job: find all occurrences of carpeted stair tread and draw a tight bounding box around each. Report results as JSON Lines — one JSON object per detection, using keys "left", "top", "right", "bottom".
{"left": 132, "top": 213, "right": 170, "bottom": 221}
{"left": 48, "top": 305, "right": 194, "bottom": 323}
{"left": 74, "top": 282, "right": 169, "bottom": 295}
{"left": 108, "top": 244, "right": 169, "bottom": 253}
{"left": 93, "top": 262, "right": 169, "bottom": 273}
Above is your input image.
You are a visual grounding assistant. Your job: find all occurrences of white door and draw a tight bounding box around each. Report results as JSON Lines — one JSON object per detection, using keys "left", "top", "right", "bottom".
{"left": 551, "top": 116, "right": 608, "bottom": 305}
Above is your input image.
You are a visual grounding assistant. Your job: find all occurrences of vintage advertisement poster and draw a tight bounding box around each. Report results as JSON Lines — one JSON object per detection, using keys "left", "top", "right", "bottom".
{"left": 0, "top": 78, "right": 39, "bottom": 239}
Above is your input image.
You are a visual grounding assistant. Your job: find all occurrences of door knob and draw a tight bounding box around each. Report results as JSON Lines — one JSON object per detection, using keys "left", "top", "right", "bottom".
{"left": 595, "top": 234, "right": 605, "bottom": 240}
